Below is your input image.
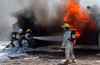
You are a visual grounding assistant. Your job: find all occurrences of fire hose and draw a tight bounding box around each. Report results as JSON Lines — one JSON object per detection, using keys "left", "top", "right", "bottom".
{"left": 33, "top": 36, "right": 63, "bottom": 41}
{"left": 64, "top": 47, "right": 74, "bottom": 65}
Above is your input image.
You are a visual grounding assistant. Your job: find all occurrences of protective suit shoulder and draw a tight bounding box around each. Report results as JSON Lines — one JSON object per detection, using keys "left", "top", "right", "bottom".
{"left": 64, "top": 30, "right": 71, "bottom": 36}
{"left": 16, "top": 34, "right": 21, "bottom": 39}
{"left": 64, "top": 30, "right": 71, "bottom": 40}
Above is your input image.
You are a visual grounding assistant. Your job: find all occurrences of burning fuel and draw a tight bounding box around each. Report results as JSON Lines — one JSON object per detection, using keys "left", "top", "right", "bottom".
{"left": 63, "top": 0, "right": 96, "bottom": 36}
{"left": 63, "top": 0, "right": 97, "bottom": 44}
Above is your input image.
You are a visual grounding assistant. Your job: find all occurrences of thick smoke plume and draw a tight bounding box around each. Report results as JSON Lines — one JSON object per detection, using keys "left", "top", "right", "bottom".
{"left": 15, "top": 0, "right": 67, "bottom": 36}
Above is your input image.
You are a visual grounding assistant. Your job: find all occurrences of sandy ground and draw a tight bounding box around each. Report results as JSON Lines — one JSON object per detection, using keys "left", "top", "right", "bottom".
{"left": 0, "top": 49, "right": 100, "bottom": 65}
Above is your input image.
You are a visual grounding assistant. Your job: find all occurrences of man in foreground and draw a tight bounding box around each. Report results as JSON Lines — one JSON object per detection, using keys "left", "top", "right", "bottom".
{"left": 62, "top": 23, "right": 76, "bottom": 65}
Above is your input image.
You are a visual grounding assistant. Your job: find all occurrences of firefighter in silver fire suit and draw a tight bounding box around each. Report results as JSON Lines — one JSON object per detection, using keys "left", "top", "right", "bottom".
{"left": 62, "top": 23, "right": 76, "bottom": 64}
{"left": 21, "top": 29, "right": 32, "bottom": 52}
{"left": 12, "top": 29, "right": 23, "bottom": 53}
{"left": 25, "top": 29, "right": 32, "bottom": 40}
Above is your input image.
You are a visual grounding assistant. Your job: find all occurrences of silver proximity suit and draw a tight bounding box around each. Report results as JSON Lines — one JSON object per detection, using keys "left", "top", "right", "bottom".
{"left": 13, "top": 34, "right": 21, "bottom": 47}
{"left": 13, "top": 33, "right": 22, "bottom": 53}
{"left": 62, "top": 30, "right": 75, "bottom": 61}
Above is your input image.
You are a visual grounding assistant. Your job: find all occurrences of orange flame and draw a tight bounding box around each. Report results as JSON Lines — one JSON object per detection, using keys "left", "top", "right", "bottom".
{"left": 63, "top": 0, "right": 96, "bottom": 44}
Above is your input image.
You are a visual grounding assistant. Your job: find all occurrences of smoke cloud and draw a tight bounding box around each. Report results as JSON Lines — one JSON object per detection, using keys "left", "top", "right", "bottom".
{"left": 0, "top": 0, "right": 29, "bottom": 40}
{"left": 15, "top": 0, "right": 68, "bottom": 36}
{"left": 29, "top": 0, "right": 64, "bottom": 27}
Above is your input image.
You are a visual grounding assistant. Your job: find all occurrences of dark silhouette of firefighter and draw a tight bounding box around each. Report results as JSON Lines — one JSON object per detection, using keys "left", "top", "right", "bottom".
{"left": 62, "top": 23, "right": 76, "bottom": 65}
{"left": 21, "top": 29, "right": 32, "bottom": 51}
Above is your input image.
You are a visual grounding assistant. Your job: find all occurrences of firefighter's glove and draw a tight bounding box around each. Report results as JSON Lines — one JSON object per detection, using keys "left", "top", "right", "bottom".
{"left": 28, "top": 35, "right": 31, "bottom": 38}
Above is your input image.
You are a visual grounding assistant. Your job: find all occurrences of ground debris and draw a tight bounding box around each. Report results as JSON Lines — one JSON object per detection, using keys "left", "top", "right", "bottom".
{"left": 0, "top": 48, "right": 100, "bottom": 65}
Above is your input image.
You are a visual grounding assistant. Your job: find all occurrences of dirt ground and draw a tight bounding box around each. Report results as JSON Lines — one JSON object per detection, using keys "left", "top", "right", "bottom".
{"left": 0, "top": 49, "right": 100, "bottom": 65}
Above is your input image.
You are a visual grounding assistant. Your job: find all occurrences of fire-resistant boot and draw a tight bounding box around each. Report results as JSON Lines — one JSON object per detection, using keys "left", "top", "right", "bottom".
{"left": 64, "top": 63, "right": 68, "bottom": 65}
{"left": 64, "top": 61, "right": 69, "bottom": 65}
{"left": 72, "top": 59, "right": 76, "bottom": 63}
